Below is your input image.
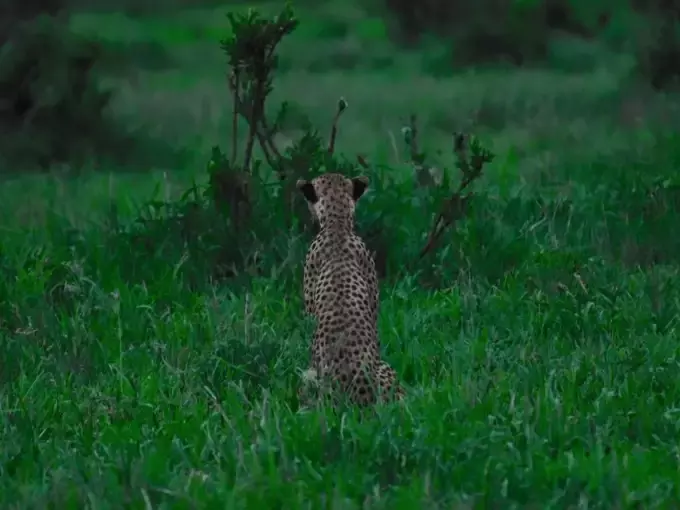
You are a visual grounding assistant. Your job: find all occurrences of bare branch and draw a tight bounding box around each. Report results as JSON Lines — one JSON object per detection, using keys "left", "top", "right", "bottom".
{"left": 328, "top": 97, "right": 348, "bottom": 155}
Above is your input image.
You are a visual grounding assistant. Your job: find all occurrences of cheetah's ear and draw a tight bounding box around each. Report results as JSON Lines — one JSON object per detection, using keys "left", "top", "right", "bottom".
{"left": 296, "top": 179, "right": 318, "bottom": 204}
{"left": 351, "top": 176, "right": 369, "bottom": 201}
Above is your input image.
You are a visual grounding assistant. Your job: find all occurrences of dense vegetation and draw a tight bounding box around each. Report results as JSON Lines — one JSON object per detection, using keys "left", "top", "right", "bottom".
{"left": 1, "top": 0, "right": 680, "bottom": 506}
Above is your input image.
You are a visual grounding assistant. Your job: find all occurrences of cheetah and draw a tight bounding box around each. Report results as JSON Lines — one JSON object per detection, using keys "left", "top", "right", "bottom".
{"left": 296, "top": 172, "right": 404, "bottom": 406}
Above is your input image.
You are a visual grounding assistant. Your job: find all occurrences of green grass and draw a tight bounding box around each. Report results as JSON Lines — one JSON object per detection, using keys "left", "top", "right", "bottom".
{"left": 2, "top": 2, "right": 680, "bottom": 507}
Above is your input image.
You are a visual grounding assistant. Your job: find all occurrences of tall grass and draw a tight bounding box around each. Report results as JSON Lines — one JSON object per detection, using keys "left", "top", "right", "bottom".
{"left": 2, "top": 2, "right": 680, "bottom": 507}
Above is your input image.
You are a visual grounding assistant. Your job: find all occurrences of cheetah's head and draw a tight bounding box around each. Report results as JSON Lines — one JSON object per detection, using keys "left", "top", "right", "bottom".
{"left": 296, "top": 173, "right": 369, "bottom": 229}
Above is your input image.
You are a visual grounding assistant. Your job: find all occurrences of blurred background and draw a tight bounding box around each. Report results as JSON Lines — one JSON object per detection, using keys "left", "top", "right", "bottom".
{"left": 1, "top": 0, "right": 679, "bottom": 201}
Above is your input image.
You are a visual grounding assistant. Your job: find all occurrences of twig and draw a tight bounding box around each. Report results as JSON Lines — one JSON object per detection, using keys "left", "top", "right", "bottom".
{"left": 259, "top": 115, "right": 285, "bottom": 162}
{"left": 387, "top": 130, "right": 400, "bottom": 165}
{"left": 230, "top": 69, "right": 240, "bottom": 166}
{"left": 417, "top": 133, "right": 485, "bottom": 261}
{"left": 417, "top": 174, "right": 475, "bottom": 260}
{"left": 243, "top": 82, "right": 265, "bottom": 172}
{"left": 228, "top": 74, "right": 285, "bottom": 180}
{"left": 328, "top": 97, "right": 347, "bottom": 155}
{"left": 409, "top": 113, "right": 419, "bottom": 160}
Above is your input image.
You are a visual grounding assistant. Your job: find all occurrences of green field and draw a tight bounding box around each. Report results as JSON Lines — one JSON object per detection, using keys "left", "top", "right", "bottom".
{"left": 2, "top": 1, "right": 680, "bottom": 507}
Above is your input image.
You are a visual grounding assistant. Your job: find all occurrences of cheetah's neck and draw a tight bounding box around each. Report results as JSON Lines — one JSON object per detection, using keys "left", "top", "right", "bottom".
{"left": 318, "top": 216, "right": 354, "bottom": 236}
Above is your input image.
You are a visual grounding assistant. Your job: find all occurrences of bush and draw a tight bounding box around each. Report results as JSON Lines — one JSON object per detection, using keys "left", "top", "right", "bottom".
{"left": 0, "top": 15, "right": 117, "bottom": 169}
{"left": 381, "top": 0, "right": 680, "bottom": 89}
{"left": 102, "top": 4, "right": 493, "bottom": 292}
{"left": 0, "top": 0, "right": 63, "bottom": 44}
{"left": 90, "top": 3, "right": 680, "bottom": 298}
{"left": 0, "top": 3, "right": 158, "bottom": 171}
{"left": 379, "top": 0, "right": 621, "bottom": 65}
{"left": 634, "top": 13, "right": 680, "bottom": 90}
{"left": 382, "top": 0, "right": 552, "bottom": 65}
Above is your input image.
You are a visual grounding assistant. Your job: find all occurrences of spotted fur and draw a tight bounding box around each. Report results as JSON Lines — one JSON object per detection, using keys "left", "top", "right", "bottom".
{"left": 296, "top": 173, "right": 404, "bottom": 406}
